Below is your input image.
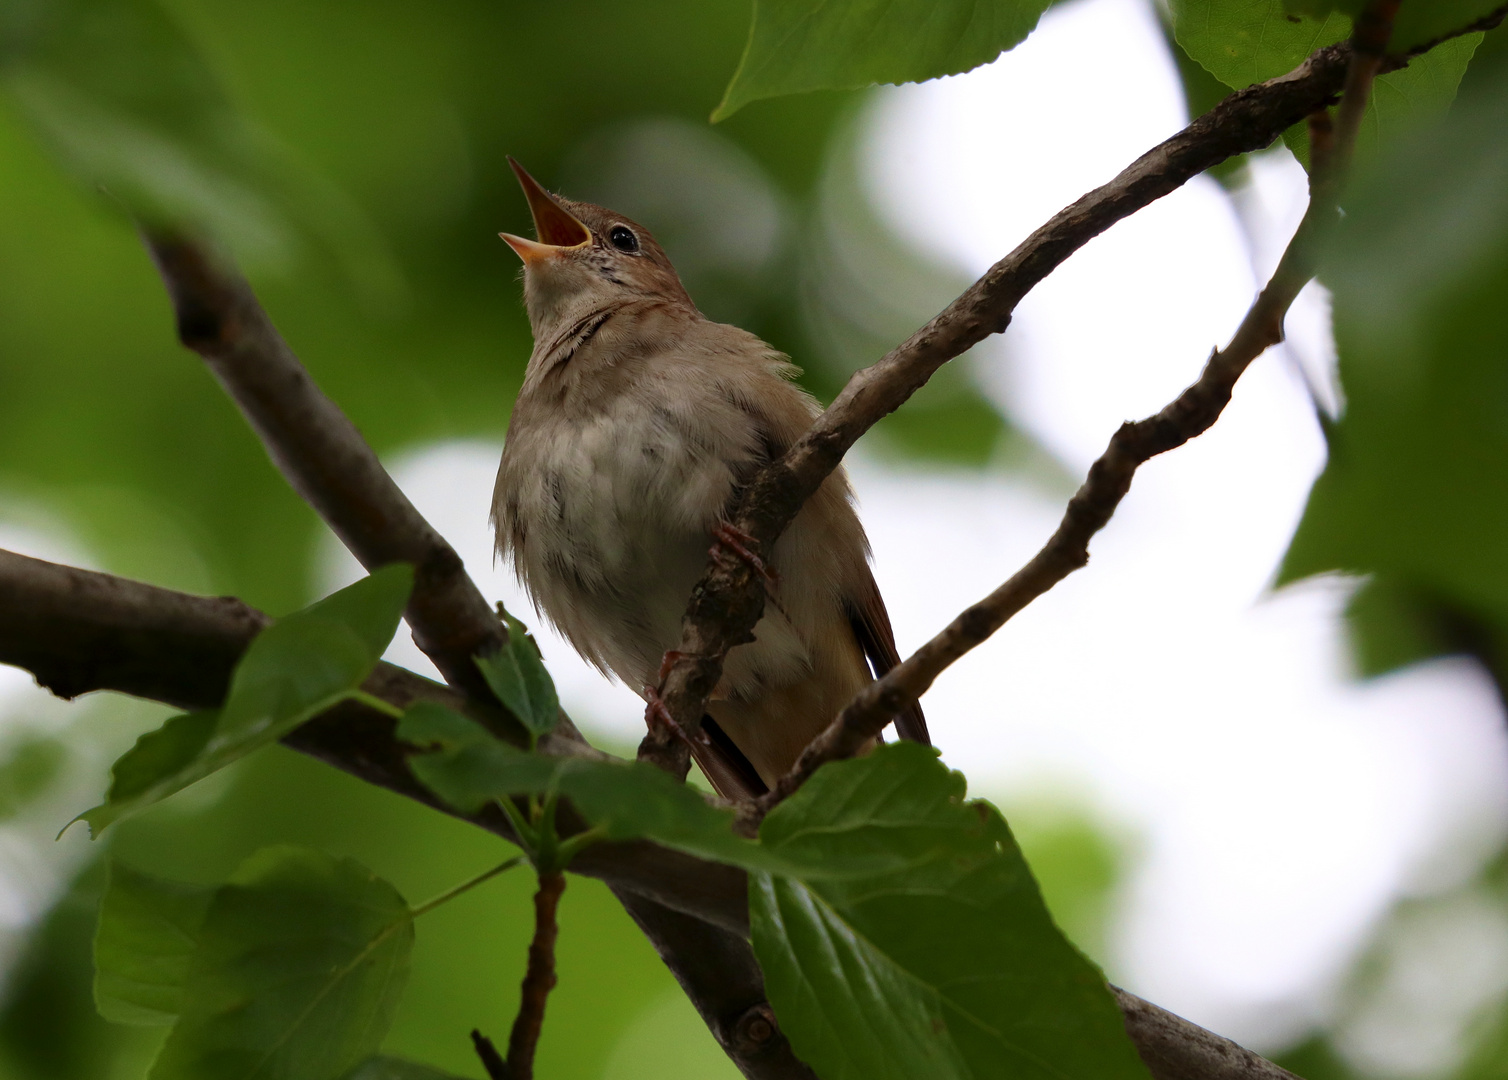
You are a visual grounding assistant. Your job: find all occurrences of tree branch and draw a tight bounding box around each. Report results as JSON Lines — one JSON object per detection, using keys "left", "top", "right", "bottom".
{"left": 143, "top": 232, "right": 507, "bottom": 703}
{"left": 0, "top": 546, "right": 1303, "bottom": 1078}
{"left": 745, "top": 0, "right": 1393, "bottom": 823}
{"left": 0, "top": 546, "right": 749, "bottom": 932}
{"left": 640, "top": 6, "right": 1508, "bottom": 776}
{"left": 1114, "top": 988, "right": 1302, "bottom": 1080}
{"left": 505, "top": 870, "right": 565, "bottom": 1080}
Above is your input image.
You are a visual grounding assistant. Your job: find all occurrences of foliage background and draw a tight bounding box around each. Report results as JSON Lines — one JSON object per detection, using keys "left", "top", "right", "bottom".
{"left": 0, "top": 0, "right": 1505, "bottom": 1077}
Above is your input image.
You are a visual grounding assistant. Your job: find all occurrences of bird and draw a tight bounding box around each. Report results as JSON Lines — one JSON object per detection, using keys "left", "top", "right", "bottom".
{"left": 491, "top": 158, "right": 927, "bottom": 800}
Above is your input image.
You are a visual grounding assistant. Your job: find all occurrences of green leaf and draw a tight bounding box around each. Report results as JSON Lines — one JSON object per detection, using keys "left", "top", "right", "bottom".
{"left": 476, "top": 614, "right": 559, "bottom": 743}
{"left": 1171, "top": 0, "right": 1351, "bottom": 91}
{"left": 712, "top": 0, "right": 1054, "bottom": 121}
{"left": 149, "top": 847, "right": 413, "bottom": 1080}
{"left": 1169, "top": 2, "right": 1482, "bottom": 167}
{"left": 341, "top": 1058, "right": 471, "bottom": 1080}
{"left": 398, "top": 703, "right": 787, "bottom": 873}
{"left": 751, "top": 743, "right": 1150, "bottom": 1080}
{"left": 0, "top": 0, "right": 401, "bottom": 299}
{"left": 0, "top": 735, "right": 66, "bottom": 819}
{"left": 94, "top": 861, "right": 215, "bottom": 1026}
{"left": 1279, "top": 61, "right": 1508, "bottom": 675}
{"left": 1284, "top": 0, "right": 1505, "bottom": 53}
{"left": 78, "top": 565, "right": 413, "bottom": 835}
{"left": 1283, "top": 34, "right": 1482, "bottom": 167}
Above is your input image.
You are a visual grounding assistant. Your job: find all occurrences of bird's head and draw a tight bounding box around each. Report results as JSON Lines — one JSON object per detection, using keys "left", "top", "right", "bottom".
{"left": 500, "top": 157, "right": 693, "bottom": 338}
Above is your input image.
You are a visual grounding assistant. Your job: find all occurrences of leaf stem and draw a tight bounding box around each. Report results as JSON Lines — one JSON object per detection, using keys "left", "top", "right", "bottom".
{"left": 410, "top": 857, "right": 526, "bottom": 921}
{"left": 347, "top": 689, "right": 405, "bottom": 720}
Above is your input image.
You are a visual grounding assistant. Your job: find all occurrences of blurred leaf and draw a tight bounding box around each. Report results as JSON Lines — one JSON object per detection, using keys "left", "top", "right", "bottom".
{"left": 1285, "top": 34, "right": 1482, "bottom": 167}
{"left": 0, "top": 859, "right": 140, "bottom": 1080}
{"left": 1280, "top": 60, "right": 1508, "bottom": 676}
{"left": 0, "top": 734, "right": 66, "bottom": 819}
{"left": 94, "top": 861, "right": 214, "bottom": 1026}
{"left": 1169, "top": 1, "right": 1482, "bottom": 167}
{"left": 78, "top": 565, "right": 413, "bottom": 835}
{"left": 398, "top": 703, "right": 786, "bottom": 872}
{"left": 713, "top": 0, "right": 1054, "bottom": 121}
{"left": 476, "top": 614, "right": 558, "bottom": 745}
{"left": 0, "top": 0, "right": 401, "bottom": 299}
{"left": 1172, "top": 0, "right": 1352, "bottom": 90}
{"left": 1284, "top": 0, "right": 1505, "bottom": 52}
{"left": 341, "top": 1057, "right": 470, "bottom": 1080}
{"left": 750, "top": 743, "right": 1149, "bottom": 1080}
{"left": 149, "top": 846, "right": 413, "bottom": 1080}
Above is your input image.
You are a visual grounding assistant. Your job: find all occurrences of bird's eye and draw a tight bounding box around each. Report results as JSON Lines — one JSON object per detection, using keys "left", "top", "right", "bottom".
{"left": 608, "top": 225, "right": 639, "bottom": 253}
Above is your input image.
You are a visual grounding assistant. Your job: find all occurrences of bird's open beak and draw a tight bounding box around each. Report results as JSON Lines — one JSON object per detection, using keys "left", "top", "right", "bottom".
{"left": 500, "top": 157, "right": 591, "bottom": 265}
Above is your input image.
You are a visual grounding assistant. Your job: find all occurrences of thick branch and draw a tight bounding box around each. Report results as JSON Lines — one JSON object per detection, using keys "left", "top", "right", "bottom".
{"left": 612, "top": 889, "right": 817, "bottom": 1080}
{"left": 640, "top": 8, "right": 1507, "bottom": 774}
{"left": 133, "top": 235, "right": 820, "bottom": 1075}
{"left": 0, "top": 546, "right": 748, "bottom": 932}
{"left": 144, "top": 233, "right": 505, "bottom": 700}
{"left": 0, "top": 546, "right": 1301, "bottom": 1079}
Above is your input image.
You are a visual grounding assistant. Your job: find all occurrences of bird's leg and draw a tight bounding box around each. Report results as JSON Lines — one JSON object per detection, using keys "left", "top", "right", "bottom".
{"left": 709, "top": 522, "right": 778, "bottom": 588}
{"left": 642, "top": 651, "right": 713, "bottom": 751}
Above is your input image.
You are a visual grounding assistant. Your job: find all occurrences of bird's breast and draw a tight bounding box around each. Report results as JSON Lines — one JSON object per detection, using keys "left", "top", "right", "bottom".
{"left": 497, "top": 380, "right": 760, "bottom": 683}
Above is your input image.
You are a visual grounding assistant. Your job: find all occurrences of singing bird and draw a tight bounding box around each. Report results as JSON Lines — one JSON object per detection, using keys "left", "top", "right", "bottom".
{"left": 491, "top": 159, "right": 927, "bottom": 798}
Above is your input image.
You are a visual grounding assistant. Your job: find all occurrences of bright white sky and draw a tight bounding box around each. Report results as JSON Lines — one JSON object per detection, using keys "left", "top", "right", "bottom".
{"left": 2, "top": 0, "right": 1506, "bottom": 1068}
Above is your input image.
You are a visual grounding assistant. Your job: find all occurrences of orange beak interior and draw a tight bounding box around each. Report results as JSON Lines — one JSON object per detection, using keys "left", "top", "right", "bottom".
{"left": 507, "top": 157, "right": 590, "bottom": 248}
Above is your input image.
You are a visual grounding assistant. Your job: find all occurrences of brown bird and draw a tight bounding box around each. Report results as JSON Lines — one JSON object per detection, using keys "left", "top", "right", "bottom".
{"left": 491, "top": 159, "right": 927, "bottom": 799}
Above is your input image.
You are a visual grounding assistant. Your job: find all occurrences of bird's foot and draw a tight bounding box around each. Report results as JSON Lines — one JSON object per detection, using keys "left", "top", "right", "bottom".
{"left": 657, "top": 649, "right": 686, "bottom": 684}
{"left": 710, "top": 522, "right": 778, "bottom": 587}
{"left": 642, "top": 681, "right": 712, "bottom": 753}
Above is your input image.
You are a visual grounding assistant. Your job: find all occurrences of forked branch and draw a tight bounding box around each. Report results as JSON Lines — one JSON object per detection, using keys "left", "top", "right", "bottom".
{"left": 640, "top": 2, "right": 1507, "bottom": 778}
{"left": 747, "top": 0, "right": 1396, "bottom": 820}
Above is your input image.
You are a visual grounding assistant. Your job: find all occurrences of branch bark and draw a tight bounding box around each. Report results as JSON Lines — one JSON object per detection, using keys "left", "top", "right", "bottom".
{"left": 743, "top": 0, "right": 1397, "bottom": 825}
{"left": 7, "top": 8, "right": 1452, "bottom": 1078}
{"left": 136, "top": 234, "right": 811, "bottom": 1071}
{"left": 0, "top": 547, "right": 1310, "bottom": 1080}
{"left": 639, "top": 6, "right": 1508, "bottom": 777}
{"left": 144, "top": 233, "right": 507, "bottom": 703}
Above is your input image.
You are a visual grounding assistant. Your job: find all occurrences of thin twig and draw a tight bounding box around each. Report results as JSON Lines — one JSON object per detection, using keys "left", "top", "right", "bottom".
{"left": 470, "top": 1029, "right": 509, "bottom": 1080}
{"left": 505, "top": 871, "right": 565, "bottom": 1080}
{"left": 743, "top": 0, "right": 1396, "bottom": 823}
{"left": 639, "top": 6, "right": 1505, "bottom": 777}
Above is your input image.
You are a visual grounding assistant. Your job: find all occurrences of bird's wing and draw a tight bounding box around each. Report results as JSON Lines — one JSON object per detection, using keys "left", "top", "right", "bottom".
{"left": 691, "top": 716, "right": 768, "bottom": 800}
{"left": 845, "top": 567, "right": 930, "bottom": 745}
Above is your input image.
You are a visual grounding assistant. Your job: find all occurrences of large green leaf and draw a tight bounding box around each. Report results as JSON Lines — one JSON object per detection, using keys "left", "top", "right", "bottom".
{"left": 397, "top": 703, "right": 789, "bottom": 873}
{"left": 0, "top": 0, "right": 400, "bottom": 297}
{"left": 475, "top": 614, "right": 559, "bottom": 745}
{"left": 751, "top": 743, "right": 1150, "bottom": 1080}
{"left": 94, "top": 861, "right": 215, "bottom": 1026}
{"left": 1279, "top": 60, "right": 1508, "bottom": 674}
{"left": 1284, "top": 0, "right": 1505, "bottom": 53}
{"left": 78, "top": 564, "right": 413, "bottom": 835}
{"left": 1169, "top": 1, "right": 1482, "bottom": 165}
{"left": 341, "top": 1058, "right": 471, "bottom": 1080}
{"left": 712, "top": 0, "right": 1054, "bottom": 121}
{"left": 149, "top": 847, "right": 413, "bottom": 1080}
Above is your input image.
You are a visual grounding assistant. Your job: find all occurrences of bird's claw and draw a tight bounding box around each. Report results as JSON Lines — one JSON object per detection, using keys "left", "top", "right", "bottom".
{"left": 642, "top": 683, "right": 712, "bottom": 752}
{"left": 710, "top": 522, "right": 778, "bottom": 587}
